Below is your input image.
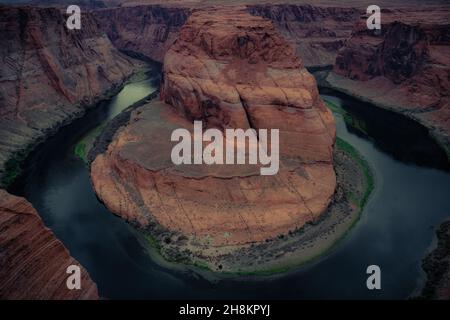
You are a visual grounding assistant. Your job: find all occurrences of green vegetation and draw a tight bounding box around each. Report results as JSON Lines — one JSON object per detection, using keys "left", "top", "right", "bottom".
{"left": 324, "top": 99, "right": 345, "bottom": 115}
{"left": 336, "top": 137, "right": 375, "bottom": 208}
{"left": 138, "top": 104, "right": 375, "bottom": 277}
{"left": 1, "top": 144, "right": 35, "bottom": 187}
{"left": 226, "top": 137, "right": 376, "bottom": 277}
{"left": 324, "top": 99, "right": 374, "bottom": 207}
{"left": 2, "top": 158, "right": 21, "bottom": 187}
{"left": 73, "top": 125, "right": 105, "bottom": 163}
{"left": 74, "top": 141, "right": 87, "bottom": 161}
{"left": 143, "top": 234, "right": 161, "bottom": 252}
{"left": 140, "top": 137, "right": 376, "bottom": 277}
{"left": 324, "top": 100, "right": 369, "bottom": 136}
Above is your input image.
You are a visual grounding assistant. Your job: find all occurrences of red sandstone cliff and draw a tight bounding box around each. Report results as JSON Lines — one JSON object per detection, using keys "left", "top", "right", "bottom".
{"left": 328, "top": 8, "right": 450, "bottom": 151}
{"left": 92, "top": 5, "right": 190, "bottom": 62}
{"left": 91, "top": 8, "right": 336, "bottom": 252}
{"left": 247, "top": 4, "right": 360, "bottom": 68}
{"left": 0, "top": 5, "right": 136, "bottom": 186}
{"left": 92, "top": 3, "right": 360, "bottom": 68}
{"left": 0, "top": 190, "right": 98, "bottom": 300}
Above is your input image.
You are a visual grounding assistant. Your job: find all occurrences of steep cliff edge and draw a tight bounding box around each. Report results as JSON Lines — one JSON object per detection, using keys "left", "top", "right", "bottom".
{"left": 247, "top": 4, "right": 360, "bottom": 68}
{"left": 92, "top": 3, "right": 360, "bottom": 68}
{"left": 91, "top": 7, "right": 337, "bottom": 271}
{"left": 92, "top": 5, "right": 190, "bottom": 62}
{"left": 0, "top": 6, "right": 136, "bottom": 187}
{"left": 0, "top": 189, "right": 98, "bottom": 299}
{"left": 326, "top": 8, "right": 450, "bottom": 152}
{"left": 421, "top": 221, "right": 450, "bottom": 300}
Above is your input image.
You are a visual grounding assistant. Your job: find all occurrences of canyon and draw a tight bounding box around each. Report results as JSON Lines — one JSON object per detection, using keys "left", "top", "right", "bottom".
{"left": 0, "top": 5, "right": 136, "bottom": 187}
{"left": 0, "top": 4, "right": 135, "bottom": 299}
{"left": 91, "top": 2, "right": 450, "bottom": 155}
{"left": 0, "top": 0, "right": 448, "bottom": 299}
{"left": 92, "top": 5, "right": 190, "bottom": 62}
{"left": 325, "top": 7, "right": 450, "bottom": 154}
{"left": 91, "top": 3, "right": 360, "bottom": 68}
{"left": 90, "top": 7, "right": 338, "bottom": 270}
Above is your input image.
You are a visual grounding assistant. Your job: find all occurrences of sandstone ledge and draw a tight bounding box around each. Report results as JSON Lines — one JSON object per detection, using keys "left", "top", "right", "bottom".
{"left": 0, "top": 190, "right": 98, "bottom": 299}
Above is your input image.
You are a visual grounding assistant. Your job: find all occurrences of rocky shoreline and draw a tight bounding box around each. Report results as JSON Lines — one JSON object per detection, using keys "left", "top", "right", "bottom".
{"left": 322, "top": 73, "right": 450, "bottom": 161}
{"left": 0, "top": 5, "right": 139, "bottom": 188}
{"left": 146, "top": 138, "right": 373, "bottom": 274}
{"left": 2, "top": 72, "right": 140, "bottom": 189}
{"left": 419, "top": 221, "right": 450, "bottom": 300}
{"left": 89, "top": 96, "right": 373, "bottom": 274}
{"left": 87, "top": 89, "right": 160, "bottom": 165}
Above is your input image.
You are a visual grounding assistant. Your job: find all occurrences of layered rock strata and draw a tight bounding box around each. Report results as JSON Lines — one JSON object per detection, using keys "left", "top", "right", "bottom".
{"left": 92, "top": 3, "right": 360, "bottom": 68}
{"left": 247, "top": 4, "right": 360, "bottom": 68}
{"left": 0, "top": 5, "right": 136, "bottom": 186}
{"left": 0, "top": 190, "right": 98, "bottom": 300}
{"left": 91, "top": 8, "right": 336, "bottom": 253}
{"left": 327, "top": 8, "right": 450, "bottom": 152}
{"left": 92, "top": 5, "right": 190, "bottom": 62}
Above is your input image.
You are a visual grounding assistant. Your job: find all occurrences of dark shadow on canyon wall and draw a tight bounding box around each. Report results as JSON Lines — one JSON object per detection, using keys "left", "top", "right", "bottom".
{"left": 320, "top": 87, "right": 450, "bottom": 172}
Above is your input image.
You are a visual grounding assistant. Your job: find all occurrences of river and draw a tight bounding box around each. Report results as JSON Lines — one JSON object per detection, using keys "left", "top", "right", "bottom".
{"left": 8, "top": 73, "right": 450, "bottom": 299}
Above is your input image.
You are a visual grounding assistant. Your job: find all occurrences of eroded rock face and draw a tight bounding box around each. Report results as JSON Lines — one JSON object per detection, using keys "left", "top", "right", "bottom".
{"left": 421, "top": 221, "right": 450, "bottom": 300}
{"left": 92, "top": 5, "right": 190, "bottom": 62}
{"left": 0, "top": 190, "right": 98, "bottom": 300}
{"left": 92, "top": 3, "right": 360, "bottom": 68}
{"left": 91, "top": 8, "right": 336, "bottom": 249}
{"left": 0, "top": 6, "right": 135, "bottom": 186}
{"left": 329, "top": 8, "right": 450, "bottom": 150}
{"left": 247, "top": 4, "right": 360, "bottom": 68}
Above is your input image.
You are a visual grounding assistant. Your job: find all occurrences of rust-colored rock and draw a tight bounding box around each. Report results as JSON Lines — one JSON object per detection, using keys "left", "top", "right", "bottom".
{"left": 92, "top": 3, "right": 360, "bottom": 68}
{"left": 421, "top": 221, "right": 450, "bottom": 300}
{"left": 92, "top": 5, "right": 190, "bottom": 62}
{"left": 247, "top": 4, "right": 360, "bottom": 67}
{"left": 91, "top": 8, "right": 336, "bottom": 249}
{"left": 329, "top": 7, "right": 450, "bottom": 150}
{"left": 0, "top": 190, "right": 98, "bottom": 300}
{"left": 0, "top": 5, "right": 135, "bottom": 186}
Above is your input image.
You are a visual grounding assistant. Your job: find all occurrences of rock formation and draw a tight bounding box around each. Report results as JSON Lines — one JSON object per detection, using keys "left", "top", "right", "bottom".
{"left": 247, "top": 4, "right": 360, "bottom": 68}
{"left": 421, "top": 221, "right": 450, "bottom": 300}
{"left": 92, "top": 3, "right": 360, "bottom": 68}
{"left": 91, "top": 8, "right": 336, "bottom": 252}
{"left": 0, "top": 5, "right": 136, "bottom": 187}
{"left": 0, "top": 190, "right": 98, "bottom": 299}
{"left": 327, "top": 7, "right": 450, "bottom": 152}
{"left": 92, "top": 5, "right": 190, "bottom": 62}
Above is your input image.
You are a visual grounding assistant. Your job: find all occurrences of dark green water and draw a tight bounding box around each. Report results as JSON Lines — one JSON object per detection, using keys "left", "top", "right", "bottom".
{"left": 9, "top": 76, "right": 450, "bottom": 299}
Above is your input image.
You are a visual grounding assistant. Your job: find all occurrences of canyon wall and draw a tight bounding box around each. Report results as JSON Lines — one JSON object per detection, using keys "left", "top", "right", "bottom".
{"left": 327, "top": 8, "right": 450, "bottom": 151}
{"left": 247, "top": 4, "right": 360, "bottom": 68}
{"left": 92, "top": 4, "right": 360, "bottom": 68}
{"left": 92, "top": 5, "right": 190, "bottom": 62}
{"left": 421, "top": 221, "right": 450, "bottom": 300}
{"left": 0, "top": 5, "right": 136, "bottom": 187}
{"left": 0, "top": 189, "right": 98, "bottom": 299}
{"left": 91, "top": 8, "right": 336, "bottom": 254}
